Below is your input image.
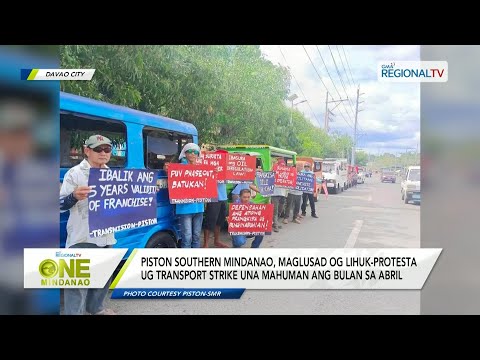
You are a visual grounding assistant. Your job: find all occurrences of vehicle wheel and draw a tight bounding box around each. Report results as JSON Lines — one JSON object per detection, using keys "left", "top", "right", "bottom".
{"left": 146, "top": 232, "right": 177, "bottom": 248}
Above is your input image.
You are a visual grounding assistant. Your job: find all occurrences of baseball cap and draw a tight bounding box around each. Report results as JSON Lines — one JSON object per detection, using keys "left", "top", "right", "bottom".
{"left": 85, "top": 134, "right": 112, "bottom": 148}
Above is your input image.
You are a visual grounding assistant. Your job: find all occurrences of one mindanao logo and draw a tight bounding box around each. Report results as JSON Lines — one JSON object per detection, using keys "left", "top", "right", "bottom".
{"left": 38, "top": 257, "right": 91, "bottom": 286}
{"left": 378, "top": 61, "right": 448, "bottom": 82}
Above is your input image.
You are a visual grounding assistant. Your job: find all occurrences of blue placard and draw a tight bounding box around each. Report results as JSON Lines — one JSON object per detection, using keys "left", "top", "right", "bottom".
{"left": 256, "top": 171, "right": 275, "bottom": 196}
{"left": 88, "top": 168, "right": 159, "bottom": 237}
{"left": 295, "top": 173, "right": 315, "bottom": 193}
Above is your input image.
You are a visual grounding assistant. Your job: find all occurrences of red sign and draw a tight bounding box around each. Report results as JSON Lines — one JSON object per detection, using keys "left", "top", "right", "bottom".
{"left": 196, "top": 151, "right": 227, "bottom": 182}
{"left": 321, "top": 182, "right": 329, "bottom": 199}
{"left": 167, "top": 163, "right": 218, "bottom": 204}
{"left": 225, "top": 153, "right": 256, "bottom": 183}
{"left": 228, "top": 203, "right": 274, "bottom": 235}
{"left": 274, "top": 165, "right": 297, "bottom": 189}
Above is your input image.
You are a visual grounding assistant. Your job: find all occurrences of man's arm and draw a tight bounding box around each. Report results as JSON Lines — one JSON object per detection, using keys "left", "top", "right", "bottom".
{"left": 60, "top": 170, "right": 90, "bottom": 211}
{"left": 60, "top": 193, "right": 78, "bottom": 211}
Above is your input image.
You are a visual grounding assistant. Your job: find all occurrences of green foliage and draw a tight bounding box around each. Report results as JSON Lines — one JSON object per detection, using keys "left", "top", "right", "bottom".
{"left": 60, "top": 45, "right": 353, "bottom": 157}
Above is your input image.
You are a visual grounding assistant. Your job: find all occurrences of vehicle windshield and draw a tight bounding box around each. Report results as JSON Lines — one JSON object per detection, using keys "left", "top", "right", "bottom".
{"left": 408, "top": 169, "right": 420, "bottom": 181}
{"left": 323, "top": 163, "right": 335, "bottom": 172}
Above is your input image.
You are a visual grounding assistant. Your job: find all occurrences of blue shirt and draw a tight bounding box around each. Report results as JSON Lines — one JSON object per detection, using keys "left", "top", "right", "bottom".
{"left": 175, "top": 158, "right": 205, "bottom": 215}
{"left": 217, "top": 182, "right": 227, "bottom": 201}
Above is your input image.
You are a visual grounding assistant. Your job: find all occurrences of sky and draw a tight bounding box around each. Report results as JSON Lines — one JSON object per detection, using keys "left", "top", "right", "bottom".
{"left": 260, "top": 45, "right": 420, "bottom": 156}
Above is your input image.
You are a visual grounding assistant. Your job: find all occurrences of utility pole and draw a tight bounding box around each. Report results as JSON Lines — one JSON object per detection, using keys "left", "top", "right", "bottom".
{"left": 351, "top": 85, "right": 364, "bottom": 166}
{"left": 325, "top": 91, "right": 348, "bottom": 134}
{"left": 324, "top": 92, "right": 329, "bottom": 132}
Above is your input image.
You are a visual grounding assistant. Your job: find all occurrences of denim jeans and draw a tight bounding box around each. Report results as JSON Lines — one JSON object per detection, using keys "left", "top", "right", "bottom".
{"left": 232, "top": 235, "right": 264, "bottom": 248}
{"left": 63, "top": 243, "right": 112, "bottom": 315}
{"left": 179, "top": 212, "right": 203, "bottom": 248}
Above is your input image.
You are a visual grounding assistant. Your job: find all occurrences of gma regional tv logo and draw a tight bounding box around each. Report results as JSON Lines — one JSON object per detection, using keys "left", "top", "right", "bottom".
{"left": 21, "top": 68, "right": 95, "bottom": 80}
{"left": 378, "top": 61, "right": 448, "bottom": 82}
{"left": 38, "top": 255, "right": 91, "bottom": 286}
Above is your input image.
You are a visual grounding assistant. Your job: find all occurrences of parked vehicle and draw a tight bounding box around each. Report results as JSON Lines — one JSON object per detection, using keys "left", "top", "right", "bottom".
{"left": 401, "top": 166, "right": 421, "bottom": 204}
{"left": 60, "top": 92, "right": 199, "bottom": 252}
{"left": 322, "top": 158, "right": 348, "bottom": 194}
{"left": 357, "top": 167, "right": 366, "bottom": 184}
{"left": 217, "top": 144, "right": 297, "bottom": 205}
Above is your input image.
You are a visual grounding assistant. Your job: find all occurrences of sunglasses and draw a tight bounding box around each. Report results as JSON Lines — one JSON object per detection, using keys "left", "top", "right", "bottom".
{"left": 186, "top": 150, "right": 199, "bottom": 155}
{"left": 90, "top": 146, "right": 112, "bottom": 153}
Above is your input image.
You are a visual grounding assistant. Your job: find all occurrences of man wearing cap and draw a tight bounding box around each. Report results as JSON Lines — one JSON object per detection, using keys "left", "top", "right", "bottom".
{"left": 59, "top": 134, "right": 117, "bottom": 315}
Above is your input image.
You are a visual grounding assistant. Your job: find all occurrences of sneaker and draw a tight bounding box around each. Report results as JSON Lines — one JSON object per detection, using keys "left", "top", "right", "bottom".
{"left": 301, "top": 212, "right": 307, "bottom": 216}
{"left": 293, "top": 219, "right": 301, "bottom": 224}
{"left": 273, "top": 227, "right": 280, "bottom": 233}
{"left": 297, "top": 214, "right": 304, "bottom": 219}
{"left": 278, "top": 225, "right": 283, "bottom": 229}
{"left": 282, "top": 219, "right": 288, "bottom": 224}
{"left": 93, "top": 308, "right": 117, "bottom": 315}
{"left": 312, "top": 214, "right": 319, "bottom": 218}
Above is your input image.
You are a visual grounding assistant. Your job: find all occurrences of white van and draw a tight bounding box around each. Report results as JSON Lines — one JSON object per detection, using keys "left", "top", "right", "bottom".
{"left": 401, "top": 166, "right": 420, "bottom": 204}
{"left": 322, "top": 159, "right": 347, "bottom": 194}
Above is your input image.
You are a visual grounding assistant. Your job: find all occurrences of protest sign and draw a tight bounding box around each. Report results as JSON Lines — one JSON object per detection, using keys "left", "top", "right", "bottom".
{"left": 88, "top": 168, "right": 158, "bottom": 237}
{"left": 168, "top": 164, "right": 218, "bottom": 204}
{"left": 256, "top": 171, "right": 275, "bottom": 196}
{"left": 295, "top": 173, "right": 315, "bottom": 193}
{"left": 274, "top": 165, "right": 297, "bottom": 189}
{"left": 225, "top": 153, "right": 256, "bottom": 183}
{"left": 196, "top": 151, "right": 227, "bottom": 183}
{"left": 228, "top": 203, "right": 274, "bottom": 235}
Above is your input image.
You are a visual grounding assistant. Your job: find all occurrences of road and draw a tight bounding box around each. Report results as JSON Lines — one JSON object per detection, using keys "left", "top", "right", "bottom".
{"left": 101, "top": 174, "right": 420, "bottom": 315}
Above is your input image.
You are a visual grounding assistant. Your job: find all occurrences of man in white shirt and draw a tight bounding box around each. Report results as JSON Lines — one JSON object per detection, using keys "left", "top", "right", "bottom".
{"left": 60, "top": 134, "right": 117, "bottom": 315}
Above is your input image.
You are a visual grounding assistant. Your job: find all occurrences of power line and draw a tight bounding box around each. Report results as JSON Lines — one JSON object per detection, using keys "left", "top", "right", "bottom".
{"left": 335, "top": 45, "right": 356, "bottom": 109}
{"left": 328, "top": 45, "right": 356, "bottom": 116}
{"left": 342, "top": 45, "right": 357, "bottom": 87}
{"left": 312, "top": 45, "right": 354, "bottom": 128}
{"left": 278, "top": 46, "right": 322, "bottom": 128}
{"left": 336, "top": 45, "right": 355, "bottom": 90}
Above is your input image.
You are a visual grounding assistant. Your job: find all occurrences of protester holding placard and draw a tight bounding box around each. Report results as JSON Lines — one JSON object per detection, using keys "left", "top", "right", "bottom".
{"left": 300, "top": 163, "right": 318, "bottom": 218}
{"left": 231, "top": 189, "right": 264, "bottom": 248}
{"left": 283, "top": 163, "right": 303, "bottom": 224}
{"left": 176, "top": 143, "right": 204, "bottom": 248}
{"left": 271, "top": 157, "right": 287, "bottom": 232}
{"left": 59, "top": 134, "right": 116, "bottom": 315}
{"left": 203, "top": 150, "right": 229, "bottom": 248}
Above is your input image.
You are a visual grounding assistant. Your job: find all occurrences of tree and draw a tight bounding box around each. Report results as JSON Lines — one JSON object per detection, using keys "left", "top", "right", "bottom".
{"left": 355, "top": 151, "right": 369, "bottom": 166}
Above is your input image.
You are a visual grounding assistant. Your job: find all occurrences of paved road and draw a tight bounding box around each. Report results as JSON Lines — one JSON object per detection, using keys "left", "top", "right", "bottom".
{"left": 102, "top": 174, "right": 420, "bottom": 315}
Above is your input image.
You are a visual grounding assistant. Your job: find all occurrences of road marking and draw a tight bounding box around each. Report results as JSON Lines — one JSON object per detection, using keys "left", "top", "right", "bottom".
{"left": 344, "top": 220, "right": 363, "bottom": 248}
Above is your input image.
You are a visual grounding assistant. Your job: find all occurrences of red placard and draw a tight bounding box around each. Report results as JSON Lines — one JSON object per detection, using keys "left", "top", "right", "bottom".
{"left": 228, "top": 203, "right": 274, "bottom": 235}
{"left": 196, "top": 151, "right": 227, "bottom": 182}
{"left": 167, "top": 163, "right": 218, "bottom": 204}
{"left": 225, "top": 153, "right": 256, "bottom": 183}
{"left": 274, "top": 165, "right": 297, "bottom": 189}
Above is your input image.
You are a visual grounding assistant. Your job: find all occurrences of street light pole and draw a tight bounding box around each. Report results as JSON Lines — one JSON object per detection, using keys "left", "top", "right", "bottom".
{"left": 287, "top": 93, "right": 298, "bottom": 125}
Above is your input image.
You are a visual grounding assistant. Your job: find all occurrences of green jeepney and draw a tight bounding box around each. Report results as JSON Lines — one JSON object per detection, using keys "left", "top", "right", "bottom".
{"left": 217, "top": 144, "right": 297, "bottom": 204}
